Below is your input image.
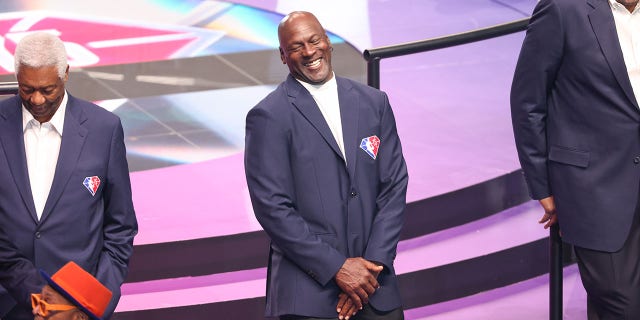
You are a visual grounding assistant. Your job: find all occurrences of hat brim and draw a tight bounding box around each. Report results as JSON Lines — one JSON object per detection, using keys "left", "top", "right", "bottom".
{"left": 40, "top": 270, "right": 103, "bottom": 320}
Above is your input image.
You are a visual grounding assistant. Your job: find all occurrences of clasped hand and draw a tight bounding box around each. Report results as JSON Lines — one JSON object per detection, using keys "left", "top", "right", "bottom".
{"left": 334, "top": 257, "right": 383, "bottom": 319}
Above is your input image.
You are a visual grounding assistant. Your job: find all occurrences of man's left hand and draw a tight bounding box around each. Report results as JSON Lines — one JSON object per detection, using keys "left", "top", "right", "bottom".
{"left": 336, "top": 259, "right": 383, "bottom": 319}
{"left": 334, "top": 258, "right": 382, "bottom": 309}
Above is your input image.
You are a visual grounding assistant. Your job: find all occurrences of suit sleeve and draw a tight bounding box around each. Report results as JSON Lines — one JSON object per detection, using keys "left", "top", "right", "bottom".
{"left": 363, "top": 93, "right": 408, "bottom": 270}
{"left": 96, "top": 120, "right": 138, "bottom": 318}
{"left": 0, "top": 224, "right": 43, "bottom": 309}
{"left": 510, "top": 0, "right": 564, "bottom": 200}
{"left": 245, "top": 107, "right": 346, "bottom": 286}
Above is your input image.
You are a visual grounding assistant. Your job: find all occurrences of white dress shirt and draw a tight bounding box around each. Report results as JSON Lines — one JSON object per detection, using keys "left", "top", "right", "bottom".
{"left": 23, "top": 92, "right": 68, "bottom": 220}
{"left": 610, "top": 0, "right": 640, "bottom": 105}
{"left": 298, "top": 74, "right": 346, "bottom": 160}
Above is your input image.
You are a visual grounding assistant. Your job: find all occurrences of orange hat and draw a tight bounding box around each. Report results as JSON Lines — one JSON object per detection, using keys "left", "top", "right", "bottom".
{"left": 40, "top": 261, "right": 112, "bottom": 320}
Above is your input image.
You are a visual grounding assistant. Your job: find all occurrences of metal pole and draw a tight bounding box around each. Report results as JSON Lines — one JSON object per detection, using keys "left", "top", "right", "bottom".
{"left": 367, "top": 57, "right": 380, "bottom": 89}
{"left": 550, "top": 224, "right": 563, "bottom": 320}
{"left": 0, "top": 81, "right": 18, "bottom": 95}
{"left": 363, "top": 18, "right": 529, "bottom": 61}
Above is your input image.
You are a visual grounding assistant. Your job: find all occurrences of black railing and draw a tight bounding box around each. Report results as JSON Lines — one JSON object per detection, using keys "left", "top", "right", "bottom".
{"left": 363, "top": 17, "right": 564, "bottom": 320}
{"left": 363, "top": 18, "right": 529, "bottom": 88}
{"left": 0, "top": 81, "right": 18, "bottom": 95}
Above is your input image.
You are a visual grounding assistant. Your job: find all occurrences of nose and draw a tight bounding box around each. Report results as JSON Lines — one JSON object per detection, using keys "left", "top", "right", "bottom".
{"left": 301, "top": 42, "right": 316, "bottom": 57}
{"left": 30, "top": 91, "right": 45, "bottom": 106}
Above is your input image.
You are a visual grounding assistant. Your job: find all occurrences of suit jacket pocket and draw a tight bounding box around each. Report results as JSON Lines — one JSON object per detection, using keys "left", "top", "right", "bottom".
{"left": 548, "top": 145, "right": 590, "bottom": 168}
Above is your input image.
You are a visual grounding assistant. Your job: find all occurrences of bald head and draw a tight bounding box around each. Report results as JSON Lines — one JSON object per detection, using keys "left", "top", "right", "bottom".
{"left": 277, "top": 11, "right": 334, "bottom": 84}
{"left": 278, "top": 11, "right": 324, "bottom": 46}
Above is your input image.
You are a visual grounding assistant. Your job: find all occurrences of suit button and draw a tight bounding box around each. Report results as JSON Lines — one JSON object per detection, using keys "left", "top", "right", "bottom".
{"left": 35, "top": 232, "right": 41, "bottom": 239}
{"left": 635, "top": 157, "right": 640, "bottom": 164}
{"left": 350, "top": 191, "right": 358, "bottom": 198}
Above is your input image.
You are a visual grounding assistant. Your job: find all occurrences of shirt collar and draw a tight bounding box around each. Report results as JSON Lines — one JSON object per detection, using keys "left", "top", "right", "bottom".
{"left": 296, "top": 73, "right": 337, "bottom": 94}
{"left": 22, "top": 90, "right": 68, "bottom": 135}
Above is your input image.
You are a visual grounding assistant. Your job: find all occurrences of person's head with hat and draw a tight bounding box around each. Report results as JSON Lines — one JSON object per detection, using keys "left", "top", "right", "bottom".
{"left": 31, "top": 261, "right": 112, "bottom": 320}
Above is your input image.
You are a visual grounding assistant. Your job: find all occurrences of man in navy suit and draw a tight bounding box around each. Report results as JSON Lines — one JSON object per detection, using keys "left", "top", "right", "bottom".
{"left": 0, "top": 32, "right": 138, "bottom": 320}
{"left": 245, "top": 11, "right": 407, "bottom": 320}
{"left": 511, "top": 0, "right": 639, "bottom": 318}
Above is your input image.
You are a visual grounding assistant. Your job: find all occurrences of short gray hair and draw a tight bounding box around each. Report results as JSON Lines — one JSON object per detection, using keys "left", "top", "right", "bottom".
{"left": 14, "top": 32, "right": 68, "bottom": 79}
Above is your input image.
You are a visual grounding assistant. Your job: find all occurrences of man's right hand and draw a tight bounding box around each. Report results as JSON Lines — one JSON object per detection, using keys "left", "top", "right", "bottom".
{"left": 336, "top": 293, "right": 358, "bottom": 320}
{"left": 334, "top": 258, "right": 383, "bottom": 310}
{"left": 538, "top": 196, "right": 558, "bottom": 229}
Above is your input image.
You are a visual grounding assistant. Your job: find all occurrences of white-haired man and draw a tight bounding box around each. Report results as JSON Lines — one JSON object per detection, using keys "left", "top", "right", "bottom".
{"left": 0, "top": 32, "right": 138, "bottom": 320}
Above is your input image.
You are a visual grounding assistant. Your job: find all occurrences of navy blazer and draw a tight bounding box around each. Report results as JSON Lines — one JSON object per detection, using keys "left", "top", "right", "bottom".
{"left": 245, "top": 75, "right": 408, "bottom": 317}
{"left": 0, "top": 224, "right": 41, "bottom": 312}
{"left": 511, "top": 0, "right": 639, "bottom": 252}
{"left": 0, "top": 94, "right": 138, "bottom": 318}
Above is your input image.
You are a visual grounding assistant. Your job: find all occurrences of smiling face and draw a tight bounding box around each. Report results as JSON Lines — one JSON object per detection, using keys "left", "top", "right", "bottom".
{"left": 278, "top": 12, "right": 333, "bottom": 85}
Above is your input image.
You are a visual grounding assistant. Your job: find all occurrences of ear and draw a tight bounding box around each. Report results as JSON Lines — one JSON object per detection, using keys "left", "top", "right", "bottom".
{"left": 63, "top": 65, "right": 69, "bottom": 82}
{"left": 279, "top": 47, "right": 286, "bottom": 64}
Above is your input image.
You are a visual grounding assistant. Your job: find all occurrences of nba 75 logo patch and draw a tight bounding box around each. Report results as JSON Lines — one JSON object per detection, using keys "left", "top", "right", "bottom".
{"left": 83, "top": 176, "right": 101, "bottom": 196}
{"left": 360, "top": 135, "right": 380, "bottom": 160}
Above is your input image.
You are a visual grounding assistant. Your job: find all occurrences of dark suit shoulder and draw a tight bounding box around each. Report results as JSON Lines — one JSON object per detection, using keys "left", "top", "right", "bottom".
{"left": 336, "top": 76, "right": 384, "bottom": 95}
{"left": 335, "top": 76, "right": 390, "bottom": 117}
{"left": 246, "top": 82, "right": 296, "bottom": 136}
{"left": 0, "top": 95, "right": 21, "bottom": 118}
{"left": 251, "top": 82, "right": 290, "bottom": 113}
{"left": 0, "top": 94, "right": 20, "bottom": 106}
{"left": 535, "top": 0, "right": 593, "bottom": 16}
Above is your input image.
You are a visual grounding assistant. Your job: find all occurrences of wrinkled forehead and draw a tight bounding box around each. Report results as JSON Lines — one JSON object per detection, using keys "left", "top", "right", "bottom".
{"left": 17, "top": 65, "right": 62, "bottom": 85}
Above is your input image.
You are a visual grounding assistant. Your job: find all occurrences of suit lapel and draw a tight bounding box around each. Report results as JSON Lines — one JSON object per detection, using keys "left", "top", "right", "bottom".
{"left": 286, "top": 75, "right": 346, "bottom": 162}
{"left": 0, "top": 96, "right": 38, "bottom": 221}
{"left": 587, "top": 0, "right": 639, "bottom": 111}
{"left": 40, "top": 95, "right": 88, "bottom": 222}
{"left": 337, "top": 78, "right": 360, "bottom": 180}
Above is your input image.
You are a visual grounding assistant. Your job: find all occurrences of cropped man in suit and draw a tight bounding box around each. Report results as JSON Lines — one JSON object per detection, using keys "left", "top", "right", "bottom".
{"left": 0, "top": 32, "right": 138, "bottom": 319}
{"left": 245, "top": 11, "right": 408, "bottom": 320}
{"left": 511, "top": 0, "right": 640, "bottom": 318}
